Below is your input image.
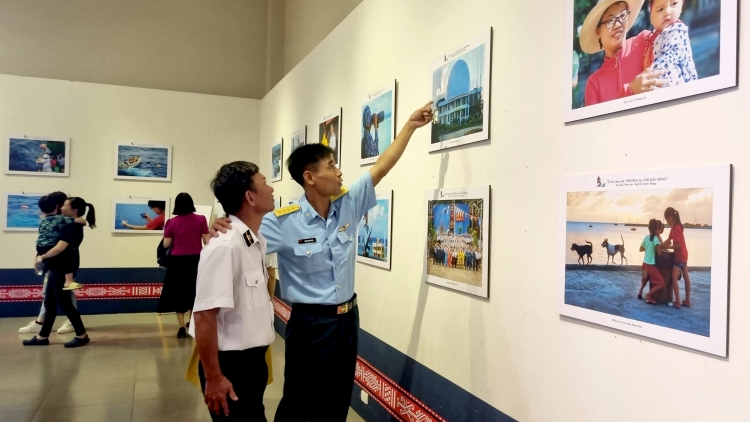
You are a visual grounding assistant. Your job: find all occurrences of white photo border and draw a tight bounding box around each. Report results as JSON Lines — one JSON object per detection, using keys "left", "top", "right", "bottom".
{"left": 113, "top": 143, "right": 173, "bottom": 182}
{"left": 5, "top": 135, "right": 71, "bottom": 177}
{"left": 111, "top": 195, "right": 171, "bottom": 234}
{"left": 356, "top": 190, "right": 393, "bottom": 269}
{"left": 2, "top": 192, "right": 45, "bottom": 232}
{"left": 360, "top": 81, "right": 397, "bottom": 166}
{"left": 557, "top": 165, "right": 731, "bottom": 356}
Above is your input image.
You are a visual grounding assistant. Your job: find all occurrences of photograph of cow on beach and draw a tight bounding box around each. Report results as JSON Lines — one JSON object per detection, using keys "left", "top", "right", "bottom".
{"left": 565, "top": 188, "right": 712, "bottom": 338}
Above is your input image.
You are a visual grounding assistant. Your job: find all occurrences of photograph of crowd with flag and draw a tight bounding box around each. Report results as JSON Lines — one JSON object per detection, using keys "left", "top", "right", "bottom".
{"left": 426, "top": 185, "right": 489, "bottom": 298}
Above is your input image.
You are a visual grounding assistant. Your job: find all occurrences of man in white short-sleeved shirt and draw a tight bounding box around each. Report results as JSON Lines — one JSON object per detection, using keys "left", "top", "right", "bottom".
{"left": 189, "top": 161, "right": 275, "bottom": 421}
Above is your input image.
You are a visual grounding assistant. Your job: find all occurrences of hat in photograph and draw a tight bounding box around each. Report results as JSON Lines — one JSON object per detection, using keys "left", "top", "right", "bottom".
{"left": 580, "top": 0, "right": 644, "bottom": 54}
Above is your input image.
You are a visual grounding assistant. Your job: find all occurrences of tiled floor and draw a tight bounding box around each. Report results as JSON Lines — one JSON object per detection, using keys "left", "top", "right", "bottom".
{"left": 0, "top": 313, "right": 366, "bottom": 422}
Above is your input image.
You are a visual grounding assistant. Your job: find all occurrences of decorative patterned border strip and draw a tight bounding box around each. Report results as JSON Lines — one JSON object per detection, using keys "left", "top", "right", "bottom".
{"left": 271, "top": 297, "right": 446, "bottom": 422}
{"left": 0, "top": 283, "right": 163, "bottom": 302}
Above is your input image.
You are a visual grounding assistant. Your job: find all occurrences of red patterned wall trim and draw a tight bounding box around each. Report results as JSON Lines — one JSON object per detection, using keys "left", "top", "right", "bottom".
{"left": 271, "top": 296, "right": 446, "bottom": 422}
{"left": 0, "top": 283, "right": 163, "bottom": 303}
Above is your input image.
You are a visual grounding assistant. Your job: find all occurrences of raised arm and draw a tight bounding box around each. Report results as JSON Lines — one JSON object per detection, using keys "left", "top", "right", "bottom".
{"left": 369, "top": 102, "right": 433, "bottom": 187}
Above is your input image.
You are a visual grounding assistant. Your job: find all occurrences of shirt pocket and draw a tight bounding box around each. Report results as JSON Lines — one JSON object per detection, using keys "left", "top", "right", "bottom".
{"left": 293, "top": 243, "right": 327, "bottom": 273}
{"left": 243, "top": 270, "right": 268, "bottom": 310}
{"left": 336, "top": 231, "right": 354, "bottom": 254}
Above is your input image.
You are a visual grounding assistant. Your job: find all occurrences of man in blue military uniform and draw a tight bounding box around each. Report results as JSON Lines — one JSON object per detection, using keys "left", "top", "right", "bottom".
{"left": 213, "top": 101, "right": 433, "bottom": 421}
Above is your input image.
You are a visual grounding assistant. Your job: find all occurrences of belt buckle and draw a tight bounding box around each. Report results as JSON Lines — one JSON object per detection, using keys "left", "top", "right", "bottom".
{"left": 337, "top": 303, "right": 349, "bottom": 314}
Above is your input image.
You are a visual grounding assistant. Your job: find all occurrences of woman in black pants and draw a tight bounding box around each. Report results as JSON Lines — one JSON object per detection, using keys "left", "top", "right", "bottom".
{"left": 24, "top": 197, "right": 96, "bottom": 348}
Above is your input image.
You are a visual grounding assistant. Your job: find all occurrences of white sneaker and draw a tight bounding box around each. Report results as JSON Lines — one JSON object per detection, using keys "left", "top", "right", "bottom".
{"left": 19, "top": 320, "right": 43, "bottom": 334}
{"left": 57, "top": 320, "right": 75, "bottom": 334}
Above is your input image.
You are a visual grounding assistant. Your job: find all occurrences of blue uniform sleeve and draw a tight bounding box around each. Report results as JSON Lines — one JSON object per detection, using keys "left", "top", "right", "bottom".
{"left": 348, "top": 172, "right": 377, "bottom": 221}
{"left": 260, "top": 213, "right": 283, "bottom": 254}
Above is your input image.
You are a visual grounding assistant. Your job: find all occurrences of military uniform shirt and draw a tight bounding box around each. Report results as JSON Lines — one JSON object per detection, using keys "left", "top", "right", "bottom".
{"left": 261, "top": 172, "right": 377, "bottom": 304}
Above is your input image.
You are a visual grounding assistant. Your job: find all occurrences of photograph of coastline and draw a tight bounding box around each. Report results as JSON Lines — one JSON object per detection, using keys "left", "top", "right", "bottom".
{"left": 272, "top": 140, "right": 282, "bottom": 182}
{"left": 558, "top": 165, "right": 730, "bottom": 356}
{"left": 430, "top": 28, "right": 491, "bottom": 152}
{"left": 425, "top": 185, "right": 489, "bottom": 298}
{"left": 291, "top": 127, "right": 306, "bottom": 152}
{"left": 2, "top": 193, "right": 44, "bottom": 231}
{"left": 114, "top": 144, "right": 172, "bottom": 181}
{"left": 361, "top": 82, "right": 396, "bottom": 165}
{"left": 5, "top": 136, "right": 70, "bottom": 177}
{"left": 319, "top": 110, "right": 342, "bottom": 166}
{"left": 112, "top": 196, "right": 170, "bottom": 234}
{"left": 566, "top": 0, "right": 737, "bottom": 122}
{"left": 356, "top": 190, "right": 392, "bottom": 269}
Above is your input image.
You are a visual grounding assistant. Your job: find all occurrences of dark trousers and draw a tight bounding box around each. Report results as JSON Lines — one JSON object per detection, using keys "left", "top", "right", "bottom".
{"left": 39, "top": 271, "right": 86, "bottom": 337}
{"left": 199, "top": 346, "right": 269, "bottom": 422}
{"left": 274, "top": 304, "right": 359, "bottom": 422}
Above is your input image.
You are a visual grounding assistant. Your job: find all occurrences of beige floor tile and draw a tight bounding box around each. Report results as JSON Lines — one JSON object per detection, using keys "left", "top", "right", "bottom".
{"left": 31, "top": 402, "right": 132, "bottom": 422}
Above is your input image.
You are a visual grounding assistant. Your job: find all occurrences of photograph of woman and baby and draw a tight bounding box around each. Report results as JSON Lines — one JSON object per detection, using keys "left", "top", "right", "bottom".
{"left": 561, "top": 165, "right": 730, "bottom": 357}
{"left": 567, "top": 0, "right": 736, "bottom": 121}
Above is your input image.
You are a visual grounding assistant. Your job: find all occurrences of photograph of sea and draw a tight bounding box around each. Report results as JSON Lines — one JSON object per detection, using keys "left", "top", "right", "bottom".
{"left": 7, "top": 137, "right": 69, "bottom": 176}
{"left": 116, "top": 145, "right": 171, "bottom": 180}
{"left": 4, "top": 194, "right": 43, "bottom": 231}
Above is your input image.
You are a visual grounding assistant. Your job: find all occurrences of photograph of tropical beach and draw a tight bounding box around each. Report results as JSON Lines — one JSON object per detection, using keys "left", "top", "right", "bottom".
{"left": 565, "top": 188, "right": 712, "bottom": 337}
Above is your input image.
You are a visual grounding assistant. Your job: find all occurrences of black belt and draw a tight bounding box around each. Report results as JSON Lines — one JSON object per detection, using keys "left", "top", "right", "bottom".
{"left": 292, "top": 294, "right": 357, "bottom": 317}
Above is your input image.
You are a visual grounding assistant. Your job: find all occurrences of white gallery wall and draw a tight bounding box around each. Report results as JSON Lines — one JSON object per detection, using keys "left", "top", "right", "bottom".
{"left": 259, "top": 0, "right": 750, "bottom": 420}
{"left": 0, "top": 74, "right": 260, "bottom": 269}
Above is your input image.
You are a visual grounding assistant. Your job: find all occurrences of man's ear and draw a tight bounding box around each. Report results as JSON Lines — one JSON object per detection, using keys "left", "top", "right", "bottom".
{"left": 302, "top": 170, "right": 315, "bottom": 186}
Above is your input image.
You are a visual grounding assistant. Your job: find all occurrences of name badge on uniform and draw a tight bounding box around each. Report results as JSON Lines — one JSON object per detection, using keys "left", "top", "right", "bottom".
{"left": 338, "top": 223, "right": 350, "bottom": 232}
{"left": 243, "top": 230, "right": 255, "bottom": 247}
{"left": 298, "top": 238, "right": 316, "bottom": 244}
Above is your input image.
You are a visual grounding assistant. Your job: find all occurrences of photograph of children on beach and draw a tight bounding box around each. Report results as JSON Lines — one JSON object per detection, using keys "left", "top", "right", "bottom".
{"left": 272, "top": 141, "right": 282, "bottom": 182}
{"left": 356, "top": 191, "right": 392, "bottom": 269}
{"left": 5, "top": 137, "right": 70, "bottom": 177}
{"left": 430, "top": 28, "right": 491, "bottom": 152}
{"left": 112, "top": 197, "right": 169, "bottom": 234}
{"left": 426, "top": 186, "right": 489, "bottom": 298}
{"left": 567, "top": 0, "right": 737, "bottom": 122}
{"left": 361, "top": 82, "right": 395, "bottom": 165}
{"left": 291, "top": 127, "right": 306, "bottom": 152}
{"left": 3, "top": 193, "right": 44, "bottom": 231}
{"left": 319, "top": 111, "right": 341, "bottom": 166}
{"left": 559, "top": 165, "right": 730, "bottom": 356}
{"left": 114, "top": 144, "right": 172, "bottom": 181}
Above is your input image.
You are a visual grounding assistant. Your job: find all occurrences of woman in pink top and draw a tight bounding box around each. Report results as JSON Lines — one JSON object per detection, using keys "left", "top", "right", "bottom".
{"left": 581, "top": 0, "right": 667, "bottom": 106}
{"left": 159, "top": 193, "right": 210, "bottom": 338}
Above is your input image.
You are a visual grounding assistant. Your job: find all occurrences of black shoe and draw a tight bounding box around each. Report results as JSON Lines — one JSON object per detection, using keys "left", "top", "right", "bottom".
{"left": 23, "top": 337, "right": 50, "bottom": 346}
{"left": 186, "top": 321, "right": 190, "bottom": 329}
{"left": 64, "top": 335, "right": 90, "bottom": 348}
{"left": 177, "top": 327, "right": 186, "bottom": 338}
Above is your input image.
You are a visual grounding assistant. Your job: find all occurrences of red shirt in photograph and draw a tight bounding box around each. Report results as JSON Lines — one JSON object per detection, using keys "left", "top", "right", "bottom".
{"left": 146, "top": 214, "right": 165, "bottom": 231}
{"left": 667, "top": 224, "right": 689, "bottom": 263}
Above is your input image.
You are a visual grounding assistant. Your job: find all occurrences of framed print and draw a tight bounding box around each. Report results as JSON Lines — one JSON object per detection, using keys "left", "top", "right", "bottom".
{"left": 5, "top": 136, "right": 70, "bottom": 177}
{"left": 356, "top": 190, "right": 393, "bottom": 269}
{"left": 559, "top": 165, "right": 731, "bottom": 356}
{"left": 430, "top": 28, "right": 492, "bottom": 152}
{"left": 319, "top": 109, "right": 342, "bottom": 167}
{"left": 194, "top": 205, "right": 213, "bottom": 227}
{"left": 114, "top": 143, "right": 172, "bottom": 182}
{"left": 361, "top": 81, "right": 396, "bottom": 165}
{"left": 272, "top": 140, "right": 283, "bottom": 182}
{"left": 213, "top": 198, "right": 225, "bottom": 218}
{"left": 291, "top": 127, "right": 307, "bottom": 152}
{"left": 2, "top": 193, "right": 44, "bottom": 231}
{"left": 425, "top": 185, "right": 489, "bottom": 298}
{"left": 112, "top": 196, "right": 170, "bottom": 234}
{"left": 566, "top": 0, "right": 737, "bottom": 122}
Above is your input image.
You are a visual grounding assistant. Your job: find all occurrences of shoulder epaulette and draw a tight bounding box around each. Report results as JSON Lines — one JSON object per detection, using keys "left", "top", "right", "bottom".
{"left": 330, "top": 186, "right": 349, "bottom": 202}
{"left": 273, "top": 204, "right": 300, "bottom": 217}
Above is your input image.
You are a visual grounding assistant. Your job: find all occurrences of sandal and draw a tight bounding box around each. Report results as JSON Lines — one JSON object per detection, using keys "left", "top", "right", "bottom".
{"left": 63, "top": 281, "right": 84, "bottom": 291}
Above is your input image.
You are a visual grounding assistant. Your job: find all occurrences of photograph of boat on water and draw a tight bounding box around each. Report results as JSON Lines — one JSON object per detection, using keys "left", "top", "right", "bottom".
{"left": 2, "top": 193, "right": 45, "bottom": 231}
{"left": 5, "top": 136, "right": 70, "bottom": 177}
{"left": 114, "top": 143, "right": 172, "bottom": 182}
{"left": 558, "top": 165, "right": 731, "bottom": 356}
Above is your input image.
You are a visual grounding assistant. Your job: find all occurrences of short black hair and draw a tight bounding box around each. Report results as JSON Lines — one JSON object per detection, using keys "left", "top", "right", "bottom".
{"left": 38, "top": 195, "right": 58, "bottom": 214}
{"left": 172, "top": 193, "right": 196, "bottom": 215}
{"left": 287, "top": 143, "right": 335, "bottom": 186}
{"left": 147, "top": 200, "right": 166, "bottom": 211}
{"left": 48, "top": 191, "right": 67, "bottom": 212}
{"left": 211, "top": 161, "right": 259, "bottom": 215}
